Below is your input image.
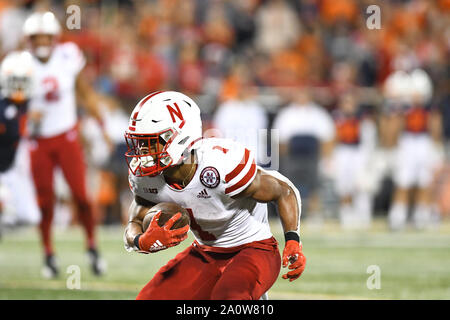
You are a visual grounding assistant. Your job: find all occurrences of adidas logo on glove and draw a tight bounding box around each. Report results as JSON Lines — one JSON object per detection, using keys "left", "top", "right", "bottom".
{"left": 149, "top": 240, "right": 166, "bottom": 252}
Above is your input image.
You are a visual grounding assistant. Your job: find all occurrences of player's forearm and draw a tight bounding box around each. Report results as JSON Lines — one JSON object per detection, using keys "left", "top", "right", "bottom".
{"left": 125, "top": 224, "right": 142, "bottom": 249}
{"left": 277, "top": 183, "right": 301, "bottom": 235}
{"left": 79, "top": 90, "right": 103, "bottom": 122}
{"left": 249, "top": 169, "right": 302, "bottom": 239}
{"left": 321, "top": 140, "right": 334, "bottom": 160}
{"left": 124, "top": 199, "right": 150, "bottom": 248}
{"left": 429, "top": 111, "right": 443, "bottom": 143}
{"left": 75, "top": 74, "right": 104, "bottom": 123}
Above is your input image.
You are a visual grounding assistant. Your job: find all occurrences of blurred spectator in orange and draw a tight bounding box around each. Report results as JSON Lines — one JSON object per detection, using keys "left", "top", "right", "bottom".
{"left": 320, "top": 0, "right": 358, "bottom": 26}
{"left": 205, "top": 3, "right": 234, "bottom": 47}
{"left": 269, "top": 47, "right": 308, "bottom": 88}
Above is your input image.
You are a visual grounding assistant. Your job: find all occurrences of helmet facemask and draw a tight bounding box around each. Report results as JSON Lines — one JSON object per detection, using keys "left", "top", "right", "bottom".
{"left": 124, "top": 129, "right": 175, "bottom": 177}
{"left": 0, "top": 51, "right": 34, "bottom": 103}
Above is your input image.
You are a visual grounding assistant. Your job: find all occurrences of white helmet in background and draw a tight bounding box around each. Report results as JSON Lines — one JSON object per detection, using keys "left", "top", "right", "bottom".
{"left": 22, "top": 11, "right": 61, "bottom": 59}
{"left": 383, "top": 70, "right": 411, "bottom": 103}
{"left": 0, "top": 51, "right": 34, "bottom": 103}
{"left": 125, "top": 91, "right": 202, "bottom": 177}
{"left": 409, "top": 68, "right": 433, "bottom": 105}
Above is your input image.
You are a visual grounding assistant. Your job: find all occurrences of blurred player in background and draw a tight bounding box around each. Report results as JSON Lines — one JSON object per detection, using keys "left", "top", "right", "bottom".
{"left": 80, "top": 98, "right": 130, "bottom": 225}
{"left": 272, "top": 89, "right": 335, "bottom": 222}
{"left": 0, "top": 50, "right": 39, "bottom": 235}
{"left": 22, "top": 11, "right": 108, "bottom": 278}
{"left": 384, "top": 67, "right": 444, "bottom": 230}
{"left": 331, "top": 92, "right": 377, "bottom": 229}
{"left": 123, "top": 91, "right": 305, "bottom": 300}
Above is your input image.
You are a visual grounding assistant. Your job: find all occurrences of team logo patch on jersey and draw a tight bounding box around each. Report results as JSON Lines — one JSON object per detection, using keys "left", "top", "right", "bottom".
{"left": 200, "top": 167, "right": 220, "bottom": 188}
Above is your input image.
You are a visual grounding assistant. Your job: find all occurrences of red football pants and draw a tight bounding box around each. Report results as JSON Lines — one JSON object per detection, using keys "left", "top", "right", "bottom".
{"left": 29, "top": 127, "right": 96, "bottom": 255}
{"left": 136, "top": 237, "right": 281, "bottom": 300}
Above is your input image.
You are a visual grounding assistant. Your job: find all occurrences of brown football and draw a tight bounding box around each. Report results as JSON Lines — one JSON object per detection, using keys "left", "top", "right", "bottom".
{"left": 142, "top": 202, "right": 190, "bottom": 232}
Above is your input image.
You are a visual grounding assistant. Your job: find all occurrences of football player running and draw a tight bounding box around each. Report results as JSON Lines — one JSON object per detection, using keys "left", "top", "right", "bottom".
{"left": 22, "top": 11, "right": 108, "bottom": 278}
{"left": 123, "top": 91, "right": 306, "bottom": 300}
{"left": 384, "top": 68, "right": 443, "bottom": 230}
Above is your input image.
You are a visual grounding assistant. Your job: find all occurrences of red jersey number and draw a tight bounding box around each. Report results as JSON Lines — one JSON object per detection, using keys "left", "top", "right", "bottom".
{"left": 42, "top": 77, "right": 60, "bottom": 102}
{"left": 186, "top": 208, "right": 217, "bottom": 241}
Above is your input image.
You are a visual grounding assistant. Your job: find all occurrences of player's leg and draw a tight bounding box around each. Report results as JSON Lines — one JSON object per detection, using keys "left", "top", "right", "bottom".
{"left": 7, "top": 140, "right": 40, "bottom": 225}
{"left": 389, "top": 137, "right": 415, "bottom": 230}
{"left": 353, "top": 191, "right": 373, "bottom": 229}
{"left": 412, "top": 188, "right": 432, "bottom": 229}
{"left": 352, "top": 149, "right": 373, "bottom": 229}
{"left": 210, "top": 247, "right": 281, "bottom": 300}
{"left": 29, "top": 140, "right": 58, "bottom": 277}
{"left": 413, "top": 136, "right": 441, "bottom": 229}
{"left": 136, "top": 246, "right": 221, "bottom": 300}
{"left": 56, "top": 131, "right": 104, "bottom": 274}
{"left": 388, "top": 187, "right": 409, "bottom": 230}
{"left": 57, "top": 132, "right": 95, "bottom": 245}
{"left": 334, "top": 146, "right": 356, "bottom": 228}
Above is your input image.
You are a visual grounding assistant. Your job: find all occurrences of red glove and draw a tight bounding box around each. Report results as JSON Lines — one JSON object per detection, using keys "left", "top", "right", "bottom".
{"left": 282, "top": 240, "right": 306, "bottom": 282}
{"left": 138, "top": 211, "right": 189, "bottom": 253}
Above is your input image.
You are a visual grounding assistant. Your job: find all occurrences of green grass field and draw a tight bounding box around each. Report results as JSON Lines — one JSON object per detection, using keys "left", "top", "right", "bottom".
{"left": 1, "top": 219, "right": 450, "bottom": 300}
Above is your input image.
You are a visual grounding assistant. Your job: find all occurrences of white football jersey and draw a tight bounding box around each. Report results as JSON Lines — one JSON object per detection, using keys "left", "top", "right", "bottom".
{"left": 128, "top": 138, "right": 273, "bottom": 248}
{"left": 29, "top": 42, "right": 86, "bottom": 138}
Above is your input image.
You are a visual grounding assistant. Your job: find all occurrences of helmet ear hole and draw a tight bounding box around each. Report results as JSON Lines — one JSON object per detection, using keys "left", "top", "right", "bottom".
{"left": 160, "top": 131, "right": 173, "bottom": 143}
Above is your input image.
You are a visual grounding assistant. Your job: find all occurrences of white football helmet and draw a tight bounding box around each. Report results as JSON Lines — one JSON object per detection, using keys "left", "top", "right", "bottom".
{"left": 383, "top": 70, "right": 411, "bottom": 103}
{"left": 125, "top": 91, "right": 202, "bottom": 177}
{"left": 22, "top": 11, "right": 61, "bottom": 59}
{"left": 0, "top": 51, "right": 34, "bottom": 102}
{"left": 409, "top": 68, "right": 433, "bottom": 105}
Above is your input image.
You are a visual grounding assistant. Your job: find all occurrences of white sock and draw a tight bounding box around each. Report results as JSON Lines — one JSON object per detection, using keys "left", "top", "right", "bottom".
{"left": 412, "top": 204, "right": 431, "bottom": 230}
{"left": 340, "top": 203, "right": 354, "bottom": 229}
{"left": 388, "top": 202, "right": 408, "bottom": 231}
{"left": 354, "top": 193, "right": 372, "bottom": 229}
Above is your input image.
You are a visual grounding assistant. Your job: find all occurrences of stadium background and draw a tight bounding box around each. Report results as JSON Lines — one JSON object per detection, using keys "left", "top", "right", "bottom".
{"left": 0, "top": 0, "right": 449, "bottom": 299}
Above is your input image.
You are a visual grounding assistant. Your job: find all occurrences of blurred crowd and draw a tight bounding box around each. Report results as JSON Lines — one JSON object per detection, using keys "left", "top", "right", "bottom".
{"left": 0, "top": 0, "right": 449, "bottom": 230}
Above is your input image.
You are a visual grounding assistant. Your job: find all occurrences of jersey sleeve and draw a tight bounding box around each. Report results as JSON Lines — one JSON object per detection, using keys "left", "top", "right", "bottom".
{"left": 221, "top": 141, "right": 258, "bottom": 197}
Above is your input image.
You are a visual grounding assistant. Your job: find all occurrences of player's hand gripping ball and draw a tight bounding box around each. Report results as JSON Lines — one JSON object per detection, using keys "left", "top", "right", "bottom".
{"left": 282, "top": 241, "right": 306, "bottom": 282}
{"left": 139, "top": 202, "right": 190, "bottom": 253}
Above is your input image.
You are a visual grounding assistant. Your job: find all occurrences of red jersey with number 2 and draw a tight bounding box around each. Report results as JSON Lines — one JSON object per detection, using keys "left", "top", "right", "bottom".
{"left": 28, "top": 42, "right": 86, "bottom": 138}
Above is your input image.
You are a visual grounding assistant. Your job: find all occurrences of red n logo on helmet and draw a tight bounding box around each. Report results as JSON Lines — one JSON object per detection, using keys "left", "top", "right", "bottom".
{"left": 167, "top": 102, "right": 185, "bottom": 129}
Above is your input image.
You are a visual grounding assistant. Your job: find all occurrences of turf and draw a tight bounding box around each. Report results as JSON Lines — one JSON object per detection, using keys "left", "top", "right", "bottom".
{"left": 1, "top": 219, "right": 450, "bottom": 300}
